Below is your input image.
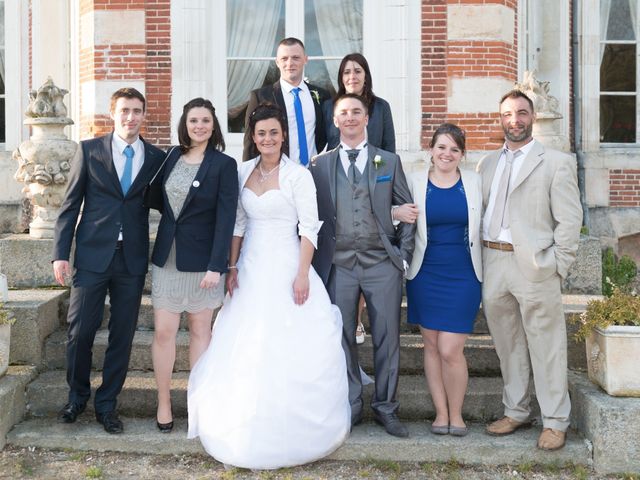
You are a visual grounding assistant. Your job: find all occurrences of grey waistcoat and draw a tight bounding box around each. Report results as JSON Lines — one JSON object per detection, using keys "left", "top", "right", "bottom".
{"left": 334, "top": 162, "right": 388, "bottom": 269}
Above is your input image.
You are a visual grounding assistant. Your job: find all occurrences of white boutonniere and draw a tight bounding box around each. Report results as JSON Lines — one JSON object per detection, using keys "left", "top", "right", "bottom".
{"left": 310, "top": 90, "right": 321, "bottom": 105}
{"left": 373, "top": 155, "right": 385, "bottom": 170}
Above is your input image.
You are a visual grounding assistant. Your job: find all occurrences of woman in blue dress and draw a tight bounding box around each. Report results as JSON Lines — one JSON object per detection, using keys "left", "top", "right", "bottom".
{"left": 405, "top": 123, "right": 483, "bottom": 437}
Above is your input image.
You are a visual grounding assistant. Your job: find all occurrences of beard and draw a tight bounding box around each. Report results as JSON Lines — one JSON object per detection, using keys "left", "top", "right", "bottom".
{"left": 503, "top": 122, "right": 533, "bottom": 143}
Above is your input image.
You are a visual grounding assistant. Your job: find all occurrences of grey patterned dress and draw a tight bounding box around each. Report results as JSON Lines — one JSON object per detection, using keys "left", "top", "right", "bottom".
{"left": 151, "top": 156, "right": 225, "bottom": 313}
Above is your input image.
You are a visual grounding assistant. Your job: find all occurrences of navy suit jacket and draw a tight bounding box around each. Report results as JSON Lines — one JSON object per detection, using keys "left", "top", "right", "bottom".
{"left": 53, "top": 133, "right": 164, "bottom": 275}
{"left": 151, "top": 147, "right": 239, "bottom": 273}
{"left": 323, "top": 96, "right": 396, "bottom": 153}
{"left": 242, "top": 80, "right": 331, "bottom": 161}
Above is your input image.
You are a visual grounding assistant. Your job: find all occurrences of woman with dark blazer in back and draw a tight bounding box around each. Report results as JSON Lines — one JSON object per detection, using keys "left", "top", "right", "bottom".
{"left": 150, "top": 98, "right": 238, "bottom": 433}
{"left": 323, "top": 52, "right": 396, "bottom": 153}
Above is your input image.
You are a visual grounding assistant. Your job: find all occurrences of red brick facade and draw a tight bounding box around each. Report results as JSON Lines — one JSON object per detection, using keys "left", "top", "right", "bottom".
{"left": 610, "top": 170, "right": 640, "bottom": 207}
{"left": 420, "top": 0, "right": 518, "bottom": 150}
{"left": 78, "top": 0, "right": 171, "bottom": 146}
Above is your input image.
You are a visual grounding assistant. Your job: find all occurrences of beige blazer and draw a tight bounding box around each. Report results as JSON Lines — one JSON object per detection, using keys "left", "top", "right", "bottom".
{"left": 406, "top": 168, "right": 483, "bottom": 281}
{"left": 477, "top": 140, "right": 582, "bottom": 282}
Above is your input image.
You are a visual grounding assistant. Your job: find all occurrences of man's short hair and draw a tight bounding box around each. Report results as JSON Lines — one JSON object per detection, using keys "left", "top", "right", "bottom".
{"left": 333, "top": 93, "right": 369, "bottom": 114}
{"left": 110, "top": 88, "right": 146, "bottom": 113}
{"left": 277, "top": 37, "right": 305, "bottom": 51}
{"left": 499, "top": 89, "right": 534, "bottom": 113}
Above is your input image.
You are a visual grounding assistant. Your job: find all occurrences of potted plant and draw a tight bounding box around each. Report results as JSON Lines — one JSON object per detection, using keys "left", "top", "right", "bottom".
{"left": 573, "top": 286, "right": 640, "bottom": 396}
{"left": 0, "top": 303, "right": 15, "bottom": 378}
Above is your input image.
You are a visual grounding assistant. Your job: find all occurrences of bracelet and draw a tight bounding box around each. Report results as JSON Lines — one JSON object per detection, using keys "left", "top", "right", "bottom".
{"left": 228, "top": 265, "right": 238, "bottom": 270}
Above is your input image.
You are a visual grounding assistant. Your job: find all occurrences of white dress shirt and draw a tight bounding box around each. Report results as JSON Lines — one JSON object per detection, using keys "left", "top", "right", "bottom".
{"left": 338, "top": 140, "right": 368, "bottom": 177}
{"left": 112, "top": 134, "right": 144, "bottom": 184}
{"left": 112, "top": 134, "right": 144, "bottom": 240}
{"left": 482, "top": 139, "right": 536, "bottom": 243}
{"left": 280, "top": 78, "right": 317, "bottom": 165}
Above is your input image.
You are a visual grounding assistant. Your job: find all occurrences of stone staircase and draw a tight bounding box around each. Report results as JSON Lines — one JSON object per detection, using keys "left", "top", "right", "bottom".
{"left": 4, "top": 233, "right": 640, "bottom": 474}
{"left": 4, "top": 289, "right": 596, "bottom": 467}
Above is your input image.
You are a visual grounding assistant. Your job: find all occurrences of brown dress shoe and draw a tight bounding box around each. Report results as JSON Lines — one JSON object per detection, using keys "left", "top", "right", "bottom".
{"left": 486, "top": 416, "right": 531, "bottom": 436}
{"left": 537, "top": 428, "right": 566, "bottom": 451}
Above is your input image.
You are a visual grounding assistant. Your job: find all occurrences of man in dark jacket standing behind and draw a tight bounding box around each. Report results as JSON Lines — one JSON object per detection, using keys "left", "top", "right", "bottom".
{"left": 52, "top": 87, "right": 164, "bottom": 434}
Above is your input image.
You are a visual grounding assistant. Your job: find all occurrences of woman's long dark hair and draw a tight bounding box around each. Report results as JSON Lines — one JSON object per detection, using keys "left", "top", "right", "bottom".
{"left": 177, "top": 97, "right": 225, "bottom": 154}
{"left": 336, "top": 53, "right": 376, "bottom": 114}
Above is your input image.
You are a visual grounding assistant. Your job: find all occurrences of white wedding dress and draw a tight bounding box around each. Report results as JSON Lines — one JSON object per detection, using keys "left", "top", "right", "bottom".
{"left": 187, "top": 159, "right": 350, "bottom": 470}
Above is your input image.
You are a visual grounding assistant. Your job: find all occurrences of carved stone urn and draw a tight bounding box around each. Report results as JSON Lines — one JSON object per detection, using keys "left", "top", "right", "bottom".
{"left": 515, "top": 71, "right": 570, "bottom": 152}
{"left": 14, "top": 77, "right": 78, "bottom": 239}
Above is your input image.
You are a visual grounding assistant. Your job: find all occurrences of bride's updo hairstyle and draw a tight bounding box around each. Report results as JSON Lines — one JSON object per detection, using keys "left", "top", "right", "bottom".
{"left": 247, "top": 103, "right": 288, "bottom": 159}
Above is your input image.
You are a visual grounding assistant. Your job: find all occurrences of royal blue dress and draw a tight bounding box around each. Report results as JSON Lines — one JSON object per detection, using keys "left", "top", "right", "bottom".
{"left": 406, "top": 178, "right": 481, "bottom": 334}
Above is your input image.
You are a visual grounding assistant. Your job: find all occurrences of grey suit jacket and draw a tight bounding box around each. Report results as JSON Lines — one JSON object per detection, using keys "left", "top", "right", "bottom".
{"left": 477, "top": 140, "right": 582, "bottom": 282}
{"left": 323, "top": 96, "right": 396, "bottom": 153}
{"left": 309, "top": 145, "right": 415, "bottom": 284}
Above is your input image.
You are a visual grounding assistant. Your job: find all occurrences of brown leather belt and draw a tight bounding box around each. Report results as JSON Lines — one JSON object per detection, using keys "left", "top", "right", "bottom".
{"left": 482, "top": 240, "right": 514, "bottom": 252}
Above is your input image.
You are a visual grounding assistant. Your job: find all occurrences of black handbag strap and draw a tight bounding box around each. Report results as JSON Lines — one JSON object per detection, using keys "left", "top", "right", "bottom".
{"left": 149, "top": 146, "right": 180, "bottom": 184}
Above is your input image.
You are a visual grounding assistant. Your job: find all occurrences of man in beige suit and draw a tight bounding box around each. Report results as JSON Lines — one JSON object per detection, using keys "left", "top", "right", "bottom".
{"left": 477, "top": 90, "right": 582, "bottom": 451}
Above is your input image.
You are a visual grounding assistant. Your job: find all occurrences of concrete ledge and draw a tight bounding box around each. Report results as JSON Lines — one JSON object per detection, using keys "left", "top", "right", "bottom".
{"left": 569, "top": 370, "right": 640, "bottom": 474}
{"left": 8, "top": 417, "right": 590, "bottom": 466}
{"left": 6, "top": 289, "right": 69, "bottom": 366}
{"left": 0, "top": 366, "right": 38, "bottom": 449}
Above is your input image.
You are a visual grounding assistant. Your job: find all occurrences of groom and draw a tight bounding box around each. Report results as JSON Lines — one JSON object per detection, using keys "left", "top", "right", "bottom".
{"left": 310, "top": 93, "right": 415, "bottom": 437}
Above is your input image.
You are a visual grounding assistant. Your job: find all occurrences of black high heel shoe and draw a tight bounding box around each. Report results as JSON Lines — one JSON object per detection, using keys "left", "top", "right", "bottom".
{"left": 156, "top": 418, "right": 173, "bottom": 433}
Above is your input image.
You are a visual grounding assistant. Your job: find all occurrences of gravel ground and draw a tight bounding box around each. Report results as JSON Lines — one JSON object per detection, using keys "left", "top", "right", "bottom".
{"left": 1, "top": 446, "right": 638, "bottom": 480}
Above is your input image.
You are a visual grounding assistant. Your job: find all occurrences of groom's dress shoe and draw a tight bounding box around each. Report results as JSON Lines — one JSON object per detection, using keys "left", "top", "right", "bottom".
{"left": 96, "top": 411, "right": 123, "bottom": 434}
{"left": 57, "top": 402, "right": 86, "bottom": 424}
{"left": 373, "top": 412, "right": 409, "bottom": 438}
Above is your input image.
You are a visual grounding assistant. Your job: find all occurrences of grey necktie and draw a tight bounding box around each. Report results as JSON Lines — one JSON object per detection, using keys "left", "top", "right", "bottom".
{"left": 346, "top": 149, "right": 360, "bottom": 184}
{"left": 488, "top": 149, "right": 522, "bottom": 239}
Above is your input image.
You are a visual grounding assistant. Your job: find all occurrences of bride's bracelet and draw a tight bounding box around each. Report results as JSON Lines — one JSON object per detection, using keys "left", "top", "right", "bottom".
{"left": 228, "top": 265, "right": 238, "bottom": 270}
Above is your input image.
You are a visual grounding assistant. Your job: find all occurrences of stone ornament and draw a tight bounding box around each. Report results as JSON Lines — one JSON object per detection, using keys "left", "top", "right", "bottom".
{"left": 514, "top": 71, "right": 569, "bottom": 152}
{"left": 14, "top": 77, "right": 78, "bottom": 239}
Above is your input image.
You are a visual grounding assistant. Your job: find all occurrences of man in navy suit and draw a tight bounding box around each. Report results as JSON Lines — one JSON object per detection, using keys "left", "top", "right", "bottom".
{"left": 242, "top": 37, "right": 331, "bottom": 163}
{"left": 53, "top": 88, "right": 164, "bottom": 433}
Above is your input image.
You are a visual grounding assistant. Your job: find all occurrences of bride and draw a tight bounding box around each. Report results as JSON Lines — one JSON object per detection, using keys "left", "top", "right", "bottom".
{"left": 187, "top": 103, "right": 350, "bottom": 469}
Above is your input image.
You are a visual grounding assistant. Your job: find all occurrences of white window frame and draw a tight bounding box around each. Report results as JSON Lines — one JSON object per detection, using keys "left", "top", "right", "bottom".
{"left": 171, "top": 0, "right": 422, "bottom": 160}
{"left": 2, "top": 0, "right": 29, "bottom": 151}
{"left": 580, "top": 0, "right": 640, "bottom": 151}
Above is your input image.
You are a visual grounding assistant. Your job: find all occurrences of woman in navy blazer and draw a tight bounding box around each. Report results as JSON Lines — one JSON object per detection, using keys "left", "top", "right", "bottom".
{"left": 150, "top": 98, "right": 238, "bottom": 432}
{"left": 323, "top": 53, "right": 396, "bottom": 153}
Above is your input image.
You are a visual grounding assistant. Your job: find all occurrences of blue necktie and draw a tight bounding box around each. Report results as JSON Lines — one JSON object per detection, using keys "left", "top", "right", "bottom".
{"left": 291, "top": 87, "right": 309, "bottom": 166}
{"left": 121, "top": 145, "right": 134, "bottom": 195}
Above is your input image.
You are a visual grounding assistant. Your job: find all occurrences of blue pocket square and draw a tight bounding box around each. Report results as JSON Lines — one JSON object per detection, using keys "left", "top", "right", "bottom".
{"left": 376, "top": 175, "right": 392, "bottom": 183}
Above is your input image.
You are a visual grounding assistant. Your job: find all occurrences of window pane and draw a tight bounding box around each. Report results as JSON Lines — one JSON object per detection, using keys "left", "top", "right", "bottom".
{"left": 227, "top": 60, "right": 280, "bottom": 133}
{"left": 226, "top": 0, "right": 285, "bottom": 133}
{"left": 600, "top": 44, "right": 636, "bottom": 91}
{"left": 304, "top": 0, "right": 363, "bottom": 57}
{"left": 226, "top": 0, "right": 284, "bottom": 57}
{"left": 600, "top": 95, "right": 636, "bottom": 143}
{"left": 601, "top": 0, "right": 636, "bottom": 41}
{"left": 306, "top": 59, "right": 338, "bottom": 95}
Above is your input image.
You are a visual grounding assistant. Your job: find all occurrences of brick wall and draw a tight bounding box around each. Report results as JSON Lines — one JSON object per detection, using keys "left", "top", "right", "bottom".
{"left": 610, "top": 170, "right": 640, "bottom": 207}
{"left": 78, "top": 0, "right": 171, "bottom": 147}
{"left": 421, "top": 0, "right": 517, "bottom": 150}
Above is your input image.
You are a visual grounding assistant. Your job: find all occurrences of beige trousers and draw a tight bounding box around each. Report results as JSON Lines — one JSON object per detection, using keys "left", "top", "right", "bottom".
{"left": 482, "top": 247, "right": 570, "bottom": 431}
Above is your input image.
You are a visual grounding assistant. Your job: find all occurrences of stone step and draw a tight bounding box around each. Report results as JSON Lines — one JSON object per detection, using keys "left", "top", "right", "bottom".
{"left": 6, "top": 416, "right": 590, "bottom": 467}
{"left": 44, "top": 330, "right": 502, "bottom": 375}
{"left": 102, "top": 293, "right": 597, "bottom": 336}
{"left": 102, "top": 295, "right": 489, "bottom": 334}
{"left": 27, "top": 370, "right": 533, "bottom": 422}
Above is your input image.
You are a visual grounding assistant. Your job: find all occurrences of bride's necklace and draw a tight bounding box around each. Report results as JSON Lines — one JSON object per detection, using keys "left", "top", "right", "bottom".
{"left": 258, "top": 160, "right": 280, "bottom": 184}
